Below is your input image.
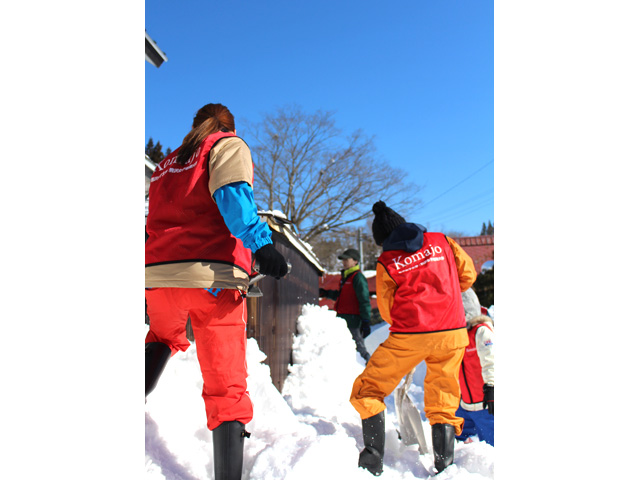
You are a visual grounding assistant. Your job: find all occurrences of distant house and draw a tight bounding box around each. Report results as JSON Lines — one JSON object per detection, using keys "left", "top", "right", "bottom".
{"left": 449, "top": 234, "right": 494, "bottom": 275}
{"left": 145, "top": 154, "right": 157, "bottom": 221}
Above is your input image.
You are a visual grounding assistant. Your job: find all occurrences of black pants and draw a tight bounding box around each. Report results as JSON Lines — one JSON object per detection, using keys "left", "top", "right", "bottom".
{"left": 349, "top": 327, "right": 371, "bottom": 362}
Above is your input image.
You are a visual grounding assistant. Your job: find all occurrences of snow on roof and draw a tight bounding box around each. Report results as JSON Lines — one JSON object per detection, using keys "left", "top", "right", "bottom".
{"left": 258, "top": 211, "right": 325, "bottom": 273}
{"left": 145, "top": 154, "right": 157, "bottom": 172}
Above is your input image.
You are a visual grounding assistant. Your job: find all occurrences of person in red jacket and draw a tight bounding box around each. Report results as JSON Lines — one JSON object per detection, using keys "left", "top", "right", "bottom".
{"left": 457, "top": 288, "right": 494, "bottom": 446}
{"left": 350, "top": 201, "right": 477, "bottom": 475}
{"left": 145, "top": 103, "right": 288, "bottom": 480}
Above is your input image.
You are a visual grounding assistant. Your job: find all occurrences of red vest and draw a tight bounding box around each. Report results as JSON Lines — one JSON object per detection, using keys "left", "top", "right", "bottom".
{"left": 334, "top": 270, "right": 363, "bottom": 316}
{"left": 378, "top": 232, "right": 465, "bottom": 333}
{"left": 145, "top": 131, "right": 252, "bottom": 274}
{"left": 459, "top": 323, "right": 493, "bottom": 404}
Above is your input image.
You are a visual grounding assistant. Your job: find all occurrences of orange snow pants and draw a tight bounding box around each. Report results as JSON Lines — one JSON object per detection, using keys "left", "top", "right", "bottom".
{"left": 350, "top": 329, "right": 468, "bottom": 435}
{"left": 145, "top": 287, "right": 253, "bottom": 430}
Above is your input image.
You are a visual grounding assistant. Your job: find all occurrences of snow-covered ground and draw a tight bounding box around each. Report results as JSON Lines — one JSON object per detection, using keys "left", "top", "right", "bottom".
{"left": 145, "top": 304, "right": 494, "bottom": 479}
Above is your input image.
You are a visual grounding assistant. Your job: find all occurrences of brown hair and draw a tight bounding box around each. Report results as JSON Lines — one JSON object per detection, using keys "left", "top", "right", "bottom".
{"left": 176, "top": 103, "right": 236, "bottom": 165}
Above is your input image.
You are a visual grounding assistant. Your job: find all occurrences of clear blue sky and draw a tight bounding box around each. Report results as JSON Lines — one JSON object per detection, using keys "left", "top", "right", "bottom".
{"left": 146, "top": 0, "right": 493, "bottom": 236}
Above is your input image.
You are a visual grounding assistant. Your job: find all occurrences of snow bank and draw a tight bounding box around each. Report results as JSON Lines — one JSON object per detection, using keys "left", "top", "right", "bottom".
{"left": 145, "top": 304, "right": 494, "bottom": 479}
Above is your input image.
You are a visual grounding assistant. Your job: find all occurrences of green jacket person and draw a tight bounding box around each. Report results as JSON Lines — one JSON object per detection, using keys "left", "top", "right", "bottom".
{"left": 320, "top": 248, "right": 372, "bottom": 362}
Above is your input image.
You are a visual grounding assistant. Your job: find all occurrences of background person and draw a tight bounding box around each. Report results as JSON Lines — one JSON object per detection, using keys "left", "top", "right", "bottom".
{"left": 457, "top": 288, "right": 495, "bottom": 446}
{"left": 320, "top": 248, "right": 372, "bottom": 362}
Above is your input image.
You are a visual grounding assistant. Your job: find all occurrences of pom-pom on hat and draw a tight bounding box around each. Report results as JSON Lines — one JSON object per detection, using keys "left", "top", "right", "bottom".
{"left": 372, "top": 201, "right": 406, "bottom": 246}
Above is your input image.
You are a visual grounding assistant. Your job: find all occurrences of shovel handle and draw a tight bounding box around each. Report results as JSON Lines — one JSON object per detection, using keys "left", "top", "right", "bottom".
{"left": 401, "top": 367, "right": 417, "bottom": 396}
{"left": 252, "top": 260, "right": 292, "bottom": 277}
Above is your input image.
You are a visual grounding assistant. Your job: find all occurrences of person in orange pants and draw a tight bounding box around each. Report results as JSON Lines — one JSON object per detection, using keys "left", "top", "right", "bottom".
{"left": 350, "top": 201, "right": 476, "bottom": 476}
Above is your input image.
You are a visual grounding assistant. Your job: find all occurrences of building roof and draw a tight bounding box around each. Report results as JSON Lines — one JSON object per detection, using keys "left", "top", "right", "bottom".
{"left": 451, "top": 235, "right": 494, "bottom": 246}
{"left": 145, "top": 31, "right": 168, "bottom": 68}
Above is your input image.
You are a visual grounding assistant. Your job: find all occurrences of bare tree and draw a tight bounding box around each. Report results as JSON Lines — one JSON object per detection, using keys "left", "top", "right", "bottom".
{"left": 244, "top": 104, "right": 423, "bottom": 243}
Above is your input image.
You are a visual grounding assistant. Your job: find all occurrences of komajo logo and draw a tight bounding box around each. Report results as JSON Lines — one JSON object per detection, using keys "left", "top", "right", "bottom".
{"left": 151, "top": 147, "right": 202, "bottom": 182}
{"left": 155, "top": 147, "right": 201, "bottom": 172}
{"left": 391, "top": 244, "right": 444, "bottom": 271}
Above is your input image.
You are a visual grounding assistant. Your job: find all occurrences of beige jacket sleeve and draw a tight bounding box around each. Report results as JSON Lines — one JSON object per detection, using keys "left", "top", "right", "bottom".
{"left": 208, "top": 137, "right": 254, "bottom": 197}
{"left": 446, "top": 236, "right": 478, "bottom": 292}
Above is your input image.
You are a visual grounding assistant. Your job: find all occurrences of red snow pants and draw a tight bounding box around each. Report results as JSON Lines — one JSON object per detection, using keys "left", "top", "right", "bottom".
{"left": 145, "top": 287, "right": 253, "bottom": 430}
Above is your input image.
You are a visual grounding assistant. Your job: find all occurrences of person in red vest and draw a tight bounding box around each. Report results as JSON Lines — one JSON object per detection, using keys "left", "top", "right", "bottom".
{"left": 319, "top": 248, "right": 372, "bottom": 362}
{"left": 144, "top": 103, "right": 288, "bottom": 480}
{"left": 350, "top": 201, "right": 477, "bottom": 476}
{"left": 457, "top": 288, "right": 494, "bottom": 446}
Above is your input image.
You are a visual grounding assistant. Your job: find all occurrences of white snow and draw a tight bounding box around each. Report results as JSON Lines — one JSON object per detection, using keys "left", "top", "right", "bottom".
{"left": 145, "top": 304, "right": 494, "bottom": 479}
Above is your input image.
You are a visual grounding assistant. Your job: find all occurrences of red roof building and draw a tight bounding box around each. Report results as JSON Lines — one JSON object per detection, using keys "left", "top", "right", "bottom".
{"left": 450, "top": 235, "right": 494, "bottom": 275}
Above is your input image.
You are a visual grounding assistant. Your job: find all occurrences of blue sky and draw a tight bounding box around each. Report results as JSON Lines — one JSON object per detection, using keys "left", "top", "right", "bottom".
{"left": 146, "top": 0, "right": 493, "bottom": 236}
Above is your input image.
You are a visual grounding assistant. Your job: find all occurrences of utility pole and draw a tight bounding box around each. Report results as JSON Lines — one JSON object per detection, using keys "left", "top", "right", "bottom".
{"left": 358, "top": 227, "right": 364, "bottom": 266}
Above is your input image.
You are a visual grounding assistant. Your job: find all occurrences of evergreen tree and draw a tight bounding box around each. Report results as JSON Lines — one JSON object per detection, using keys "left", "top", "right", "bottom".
{"left": 145, "top": 138, "right": 154, "bottom": 157}
{"left": 487, "top": 220, "right": 494, "bottom": 235}
{"left": 145, "top": 137, "right": 169, "bottom": 164}
{"left": 480, "top": 222, "right": 487, "bottom": 235}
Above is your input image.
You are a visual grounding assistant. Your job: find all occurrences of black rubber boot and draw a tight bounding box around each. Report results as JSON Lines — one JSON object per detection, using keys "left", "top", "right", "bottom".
{"left": 213, "top": 421, "right": 249, "bottom": 480}
{"left": 358, "top": 411, "right": 385, "bottom": 476}
{"left": 145, "top": 342, "right": 171, "bottom": 398}
{"left": 432, "top": 423, "right": 456, "bottom": 473}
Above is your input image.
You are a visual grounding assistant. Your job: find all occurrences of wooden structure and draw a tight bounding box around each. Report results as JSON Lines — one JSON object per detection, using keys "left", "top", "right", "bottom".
{"left": 246, "top": 212, "right": 324, "bottom": 392}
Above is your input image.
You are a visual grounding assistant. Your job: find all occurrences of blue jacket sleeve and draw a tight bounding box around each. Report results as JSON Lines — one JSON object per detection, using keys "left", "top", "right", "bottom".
{"left": 213, "top": 181, "right": 273, "bottom": 253}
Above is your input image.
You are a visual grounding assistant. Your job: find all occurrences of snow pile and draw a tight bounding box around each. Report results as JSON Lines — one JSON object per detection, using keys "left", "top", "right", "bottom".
{"left": 282, "top": 304, "right": 364, "bottom": 420}
{"left": 145, "top": 304, "right": 494, "bottom": 479}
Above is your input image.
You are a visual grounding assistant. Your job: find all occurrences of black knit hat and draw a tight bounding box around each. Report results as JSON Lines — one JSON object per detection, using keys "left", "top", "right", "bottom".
{"left": 372, "top": 201, "right": 406, "bottom": 246}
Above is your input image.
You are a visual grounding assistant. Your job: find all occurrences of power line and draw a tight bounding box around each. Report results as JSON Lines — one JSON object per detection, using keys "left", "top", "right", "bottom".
{"left": 425, "top": 189, "right": 493, "bottom": 219}
{"left": 427, "top": 197, "right": 494, "bottom": 225}
{"left": 423, "top": 159, "right": 494, "bottom": 208}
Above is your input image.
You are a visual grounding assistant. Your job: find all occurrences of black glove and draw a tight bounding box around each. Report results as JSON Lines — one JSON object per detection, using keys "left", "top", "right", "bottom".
{"left": 360, "top": 319, "right": 371, "bottom": 338}
{"left": 254, "top": 244, "right": 289, "bottom": 279}
{"left": 483, "top": 384, "right": 494, "bottom": 415}
{"left": 319, "top": 288, "right": 327, "bottom": 297}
